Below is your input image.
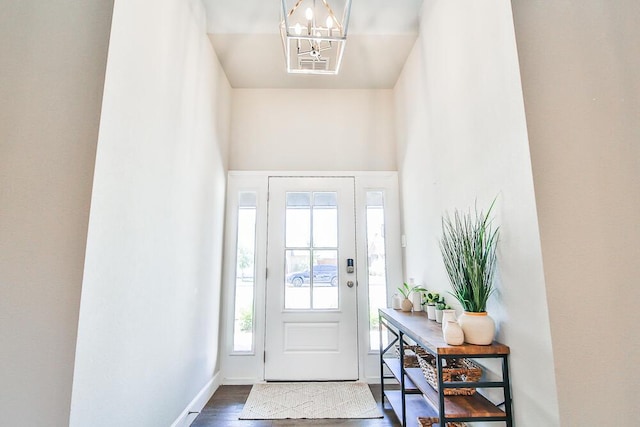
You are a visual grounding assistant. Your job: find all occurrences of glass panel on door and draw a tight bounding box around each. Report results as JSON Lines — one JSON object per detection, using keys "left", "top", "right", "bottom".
{"left": 285, "top": 249, "right": 311, "bottom": 309}
{"left": 312, "top": 249, "right": 338, "bottom": 309}
{"left": 284, "top": 191, "right": 339, "bottom": 310}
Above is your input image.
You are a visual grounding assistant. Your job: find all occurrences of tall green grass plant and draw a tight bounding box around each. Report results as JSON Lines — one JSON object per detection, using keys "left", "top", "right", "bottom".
{"left": 440, "top": 200, "right": 499, "bottom": 313}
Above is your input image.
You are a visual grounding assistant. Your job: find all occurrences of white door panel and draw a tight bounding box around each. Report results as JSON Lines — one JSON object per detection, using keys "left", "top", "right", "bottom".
{"left": 283, "top": 322, "right": 339, "bottom": 351}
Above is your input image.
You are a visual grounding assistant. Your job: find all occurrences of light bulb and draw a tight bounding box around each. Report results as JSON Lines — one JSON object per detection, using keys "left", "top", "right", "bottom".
{"left": 326, "top": 16, "right": 334, "bottom": 29}
{"left": 305, "top": 7, "right": 313, "bottom": 21}
{"left": 294, "top": 23, "right": 302, "bottom": 35}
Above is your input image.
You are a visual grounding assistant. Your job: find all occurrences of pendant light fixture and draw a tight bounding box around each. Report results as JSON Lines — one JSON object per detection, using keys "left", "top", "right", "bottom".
{"left": 280, "top": 0, "right": 352, "bottom": 74}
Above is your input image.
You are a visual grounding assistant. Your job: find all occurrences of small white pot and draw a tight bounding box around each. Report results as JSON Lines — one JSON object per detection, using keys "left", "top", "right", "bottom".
{"left": 426, "top": 304, "right": 436, "bottom": 320}
{"left": 458, "top": 311, "right": 496, "bottom": 345}
{"left": 411, "top": 292, "right": 423, "bottom": 311}
{"left": 435, "top": 308, "right": 443, "bottom": 323}
{"left": 392, "top": 294, "right": 402, "bottom": 309}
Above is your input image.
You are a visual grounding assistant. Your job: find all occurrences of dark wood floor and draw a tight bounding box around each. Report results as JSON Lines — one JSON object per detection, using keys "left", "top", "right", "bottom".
{"left": 191, "top": 384, "right": 402, "bottom": 426}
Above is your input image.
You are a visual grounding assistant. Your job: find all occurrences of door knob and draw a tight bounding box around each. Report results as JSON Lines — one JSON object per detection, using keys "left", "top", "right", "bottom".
{"left": 347, "top": 281, "right": 354, "bottom": 288}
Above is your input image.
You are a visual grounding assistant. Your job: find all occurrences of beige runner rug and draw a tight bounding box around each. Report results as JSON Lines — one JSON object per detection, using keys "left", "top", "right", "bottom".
{"left": 239, "top": 382, "right": 383, "bottom": 420}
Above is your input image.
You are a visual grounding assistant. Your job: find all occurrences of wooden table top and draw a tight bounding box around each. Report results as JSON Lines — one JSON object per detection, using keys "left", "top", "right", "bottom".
{"left": 379, "top": 308, "right": 510, "bottom": 356}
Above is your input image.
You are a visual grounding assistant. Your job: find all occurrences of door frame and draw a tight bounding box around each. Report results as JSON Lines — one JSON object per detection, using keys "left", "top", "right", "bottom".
{"left": 220, "top": 171, "right": 403, "bottom": 384}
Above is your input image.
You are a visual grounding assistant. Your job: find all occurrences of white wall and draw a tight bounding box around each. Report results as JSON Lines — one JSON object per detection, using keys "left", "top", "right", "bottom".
{"left": 512, "top": 1, "right": 640, "bottom": 424}
{"left": 394, "top": 1, "right": 560, "bottom": 425}
{"left": 69, "top": 0, "right": 231, "bottom": 425}
{"left": 0, "top": 1, "right": 114, "bottom": 426}
{"left": 229, "top": 89, "right": 396, "bottom": 171}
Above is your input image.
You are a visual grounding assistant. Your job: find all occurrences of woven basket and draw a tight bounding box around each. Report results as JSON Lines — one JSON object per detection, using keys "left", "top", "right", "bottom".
{"left": 417, "top": 352, "right": 482, "bottom": 396}
{"left": 394, "top": 344, "right": 420, "bottom": 368}
{"left": 417, "top": 416, "right": 466, "bottom": 427}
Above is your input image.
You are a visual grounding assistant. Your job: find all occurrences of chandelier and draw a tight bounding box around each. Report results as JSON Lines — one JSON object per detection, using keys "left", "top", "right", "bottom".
{"left": 280, "top": 0, "right": 352, "bottom": 74}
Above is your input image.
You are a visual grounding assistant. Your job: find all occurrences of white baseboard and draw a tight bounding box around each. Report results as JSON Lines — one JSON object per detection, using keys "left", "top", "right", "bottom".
{"left": 171, "top": 371, "right": 221, "bottom": 427}
{"left": 222, "top": 377, "right": 384, "bottom": 385}
{"left": 221, "top": 377, "right": 260, "bottom": 385}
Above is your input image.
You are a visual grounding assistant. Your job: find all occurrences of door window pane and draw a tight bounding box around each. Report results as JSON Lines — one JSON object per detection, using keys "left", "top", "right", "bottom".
{"left": 313, "top": 192, "right": 337, "bottom": 206}
{"left": 233, "top": 192, "right": 257, "bottom": 352}
{"left": 313, "top": 192, "right": 338, "bottom": 248}
{"left": 286, "top": 193, "right": 311, "bottom": 247}
{"left": 285, "top": 250, "right": 311, "bottom": 309}
{"left": 366, "top": 191, "right": 388, "bottom": 350}
{"left": 312, "top": 250, "right": 339, "bottom": 309}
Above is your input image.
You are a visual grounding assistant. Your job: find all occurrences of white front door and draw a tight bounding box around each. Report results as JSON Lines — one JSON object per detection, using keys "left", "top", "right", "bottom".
{"left": 264, "top": 177, "right": 358, "bottom": 381}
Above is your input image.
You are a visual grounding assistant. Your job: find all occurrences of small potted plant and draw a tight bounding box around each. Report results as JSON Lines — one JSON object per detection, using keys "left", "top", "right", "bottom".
{"left": 398, "top": 282, "right": 426, "bottom": 312}
{"left": 424, "top": 292, "right": 439, "bottom": 320}
{"left": 434, "top": 297, "right": 451, "bottom": 323}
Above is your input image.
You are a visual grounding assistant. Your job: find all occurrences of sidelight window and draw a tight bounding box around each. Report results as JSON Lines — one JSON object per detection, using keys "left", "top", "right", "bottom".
{"left": 232, "top": 192, "right": 257, "bottom": 352}
{"left": 366, "top": 191, "right": 388, "bottom": 350}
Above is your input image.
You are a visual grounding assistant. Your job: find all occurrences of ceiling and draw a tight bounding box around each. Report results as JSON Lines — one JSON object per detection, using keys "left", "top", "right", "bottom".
{"left": 202, "top": 0, "right": 424, "bottom": 89}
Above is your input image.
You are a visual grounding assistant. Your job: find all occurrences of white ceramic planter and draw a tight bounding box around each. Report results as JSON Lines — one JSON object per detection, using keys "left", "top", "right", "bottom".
{"left": 458, "top": 312, "right": 495, "bottom": 345}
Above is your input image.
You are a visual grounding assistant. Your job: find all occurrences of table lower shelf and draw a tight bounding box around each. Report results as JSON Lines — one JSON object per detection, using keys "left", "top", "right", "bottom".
{"left": 384, "top": 390, "right": 437, "bottom": 427}
{"left": 383, "top": 358, "right": 419, "bottom": 392}
{"left": 405, "top": 367, "right": 507, "bottom": 421}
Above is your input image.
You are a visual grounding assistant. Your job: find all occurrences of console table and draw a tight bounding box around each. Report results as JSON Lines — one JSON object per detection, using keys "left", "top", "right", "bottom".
{"left": 379, "top": 308, "right": 513, "bottom": 426}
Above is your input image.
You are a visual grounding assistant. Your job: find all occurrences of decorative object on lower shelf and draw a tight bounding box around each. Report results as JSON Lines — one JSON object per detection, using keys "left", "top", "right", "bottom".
{"left": 458, "top": 311, "right": 496, "bottom": 345}
{"left": 443, "top": 320, "right": 464, "bottom": 345}
{"left": 416, "top": 350, "right": 482, "bottom": 396}
{"left": 418, "top": 416, "right": 467, "bottom": 427}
